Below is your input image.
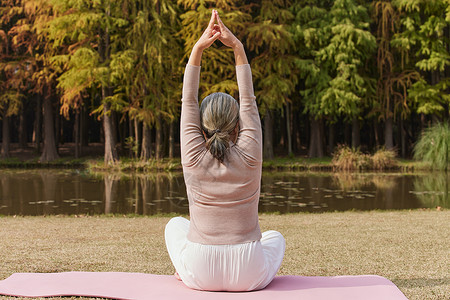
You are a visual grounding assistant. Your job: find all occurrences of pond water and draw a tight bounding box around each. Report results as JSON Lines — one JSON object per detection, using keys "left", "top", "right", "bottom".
{"left": 0, "top": 169, "right": 447, "bottom": 216}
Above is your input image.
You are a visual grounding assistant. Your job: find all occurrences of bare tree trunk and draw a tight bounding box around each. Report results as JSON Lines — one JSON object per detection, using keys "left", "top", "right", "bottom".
{"left": 286, "top": 103, "right": 292, "bottom": 156}
{"left": 100, "top": 3, "right": 118, "bottom": 164}
{"left": 40, "top": 96, "right": 59, "bottom": 162}
{"left": 81, "top": 105, "right": 89, "bottom": 147}
{"left": 352, "top": 117, "right": 360, "bottom": 148}
{"left": 400, "top": 118, "right": 406, "bottom": 158}
{"left": 373, "top": 119, "right": 380, "bottom": 148}
{"left": 74, "top": 110, "right": 81, "bottom": 158}
{"left": 263, "top": 110, "right": 274, "bottom": 159}
{"left": 19, "top": 106, "right": 27, "bottom": 149}
{"left": 103, "top": 101, "right": 118, "bottom": 164}
{"left": 55, "top": 101, "right": 61, "bottom": 148}
{"left": 128, "top": 115, "right": 134, "bottom": 158}
{"left": 156, "top": 115, "right": 162, "bottom": 159}
{"left": 141, "top": 123, "right": 152, "bottom": 160}
{"left": 384, "top": 116, "right": 394, "bottom": 150}
{"left": 134, "top": 117, "right": 141, "bottom": 158}
{"left": 308, "top": 118, "right": 324, "bottom": 158}
{"left": 33, "top": 96, "right": 42, "bottom": 153}
{"left": 1, "top": 112, "right": 10, "bottom": 158}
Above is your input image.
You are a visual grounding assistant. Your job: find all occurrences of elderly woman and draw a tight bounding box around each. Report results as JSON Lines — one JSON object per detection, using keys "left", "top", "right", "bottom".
{"left": 165, "top": 10, "right": 285, "bottom": 292}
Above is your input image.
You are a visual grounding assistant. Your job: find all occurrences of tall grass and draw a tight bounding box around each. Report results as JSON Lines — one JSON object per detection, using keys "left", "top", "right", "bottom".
{"left": 372, "top": 148, "right": 397, "bottom": 170}
{"left": 332, "top": 145, "right": 397, "bottom": 171}
{"left": 332, "top": 145, "right": 371, "bottom": 171}
{"left": 413, "top": 122, "right": 450, "bottom": 171}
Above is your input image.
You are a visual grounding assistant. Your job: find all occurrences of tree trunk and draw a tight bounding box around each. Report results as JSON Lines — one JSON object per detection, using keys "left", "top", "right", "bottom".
{"left": 103, "top": 100, "right": 118, "bottom": 164}
{"left": 328, "top": 123, "right": 335, "bottom": 155}
{"left": 127, "top": 115, "right": 133, "bottom": 157}
{"left": 156, "top": 115, "right": 162, "bottom": 159}
{"left": 373, "top": 118, "right": 380, "bottom": 148}
{"left": 400, "top": 118, "right": 406, "bottom": 158}
{"left": 33, "top": 96, "right": 42, "bottom": 153}
{"left": 74, "top": 110, "right": 81, "bottom": 158}
{"left": 141, "top": 123, "right": 152, "bottom": 160}
{"left": 40, "top": 96, "right": 59, "bottom": 162}
{"left": 55, "top": 102, "right": 61, "bottom": 147}
{"left": 352, "top": 117, "right": 360, "bottom": 149}
{"left": 286, "top": 103, "right": 292, "bottom": 156}
{"left": 100, "top": 3, "right": 117, "bottom": 164}
{"left": 263, "top": 110, "right": 274, "bottom": 160}
{"left": 134, "top": 117, "right": 141, "bottom": 158}
{"left": 384, "top": 116, "right": 394, "bottom": 150}
{"left": 308, "top": 118, "right": 324, "bottom": 158}
{"left": 169, "top": 121, "right": 174, "bottom": 158}
{"left": 81, "top": 105, "right": 89, "bottom": 147}
{"left": 19, "top": 106, "right": 27, "bottom": 149}
{"left": 1, "top": 113, "right": 10, "bottom": 159}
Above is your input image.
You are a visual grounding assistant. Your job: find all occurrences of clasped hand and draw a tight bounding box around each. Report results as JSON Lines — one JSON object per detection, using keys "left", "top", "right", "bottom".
{"left": 195, "top": 10, "right": 241, "bottom": 51}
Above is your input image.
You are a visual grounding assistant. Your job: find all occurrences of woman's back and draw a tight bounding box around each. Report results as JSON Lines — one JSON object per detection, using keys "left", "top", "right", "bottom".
{"left": 180, "top": 64, "right": 263, "bottom": 245}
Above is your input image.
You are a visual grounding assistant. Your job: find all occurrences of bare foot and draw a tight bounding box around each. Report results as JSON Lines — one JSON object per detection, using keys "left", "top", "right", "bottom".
{"left": 174, "top": 272, "right": 181, "bottom": 281}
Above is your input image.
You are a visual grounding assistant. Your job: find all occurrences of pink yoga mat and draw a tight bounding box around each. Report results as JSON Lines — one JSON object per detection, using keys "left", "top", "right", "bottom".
{"left": 0, "top": 272, "right": 407, "bottom": 299}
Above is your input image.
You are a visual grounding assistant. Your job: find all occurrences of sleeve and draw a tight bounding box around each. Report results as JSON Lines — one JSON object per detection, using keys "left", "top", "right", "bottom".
{"left": 235, "top": 64, "right": 263, "bottom": 165}
{"left": 180, "top": 64, "right": 206, "bottom": 167}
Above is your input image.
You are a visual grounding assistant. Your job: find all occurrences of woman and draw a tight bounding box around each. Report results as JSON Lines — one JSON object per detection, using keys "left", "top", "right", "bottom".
{"left": 165, "top": 10, "right": 285, "bottom": 292}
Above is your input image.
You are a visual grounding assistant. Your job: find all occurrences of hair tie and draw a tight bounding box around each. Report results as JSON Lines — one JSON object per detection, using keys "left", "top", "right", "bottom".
{"left": 213, "top": 129, "right": 221, "bottom": 134}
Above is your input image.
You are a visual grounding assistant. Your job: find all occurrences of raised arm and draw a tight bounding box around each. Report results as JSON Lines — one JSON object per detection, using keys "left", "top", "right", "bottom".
{"left": 181, "top": 10, "right": 220, "bottom": 167}
{"left": 216, "top": 12, "right": 262, "bottom": 164}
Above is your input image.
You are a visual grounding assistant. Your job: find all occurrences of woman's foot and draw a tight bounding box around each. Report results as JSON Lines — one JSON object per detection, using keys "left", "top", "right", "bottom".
{"left": 174, "top": 272, "right": 181, "bottom": 281}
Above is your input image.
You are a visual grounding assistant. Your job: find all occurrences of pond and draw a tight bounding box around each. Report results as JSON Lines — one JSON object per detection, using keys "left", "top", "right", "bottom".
{"left": 0, "top": 169, "right": 447, "bottom": 216}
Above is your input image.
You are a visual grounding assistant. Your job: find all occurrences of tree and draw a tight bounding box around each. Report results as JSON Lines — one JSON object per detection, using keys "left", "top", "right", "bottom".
{"left": 115, "top": 0, "right": 181, "bottom": 161}
{"left": 47, "top": 0, "right": 129, "bottom": 164}
{"left": 293, "top": 0, "right": 376, "bottom": 157}
{"left": 373, "top": 0, "right": 420, "bottom": 152}
{"left": 291, "top": 1, "right": 331, "bottom": 157}
{"left": 392, "top": 0, "right": 450, "bottom": 122}
{"left": 247, "top": 0, "right": 296, "bottom": 159}
{"left": 0, "top": 0, "right": 39, "bottom": 159}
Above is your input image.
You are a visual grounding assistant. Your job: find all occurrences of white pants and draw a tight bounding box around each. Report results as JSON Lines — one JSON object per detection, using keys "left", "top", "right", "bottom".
{"left": 165, "top": 217, "right": 285, "bottom": 291}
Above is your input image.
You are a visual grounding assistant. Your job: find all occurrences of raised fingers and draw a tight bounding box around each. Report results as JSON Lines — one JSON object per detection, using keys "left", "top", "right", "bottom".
{"left": 216, "top": 11, "right": 226, "bottom": 30}
{"left": 208, "top": 9, "right": 217, "bottom": 29}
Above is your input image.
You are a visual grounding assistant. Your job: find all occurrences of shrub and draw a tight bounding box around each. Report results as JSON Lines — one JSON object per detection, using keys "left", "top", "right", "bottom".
{"left": 332, "top": 145, "right": 371, "bottom": 171}
{"left": 413, "top": 122, "right": 450, "bottom": 171}
{"left": 371, "top": 148, "right": 397, "bottom": 170}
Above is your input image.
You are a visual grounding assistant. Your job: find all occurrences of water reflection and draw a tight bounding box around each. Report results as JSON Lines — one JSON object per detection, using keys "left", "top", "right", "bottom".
{"left": 0, "top": 170, "right": 447, "bottom": 216}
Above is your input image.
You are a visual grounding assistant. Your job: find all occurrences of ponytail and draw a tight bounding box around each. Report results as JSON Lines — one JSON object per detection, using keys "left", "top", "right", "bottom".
{"left": 200, "top": 92, "right": 239, "bottom": 163}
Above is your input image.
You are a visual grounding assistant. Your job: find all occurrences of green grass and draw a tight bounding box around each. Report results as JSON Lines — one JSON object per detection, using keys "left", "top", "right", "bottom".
{"left": 0, "top": 153, "right": 440, "bottom": 173}
{"left": 0, "top": 210, "right": 448, "bottom": 299}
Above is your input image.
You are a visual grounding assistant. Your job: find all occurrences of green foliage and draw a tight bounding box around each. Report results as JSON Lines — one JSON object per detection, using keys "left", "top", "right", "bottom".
{"left": 392, "top": 0, "right": 450, "bottom": 119}
{"left": 247, "top": 0, "right": 296, "bottom": 113}
{"left": 293, "top": 0, "right": 376, "bottom": 121}
{"left": 179, "top": 0, "right": 250, "bottom": 99}
{"left": 413, "top": 122, "right": 450, "bottom": 171}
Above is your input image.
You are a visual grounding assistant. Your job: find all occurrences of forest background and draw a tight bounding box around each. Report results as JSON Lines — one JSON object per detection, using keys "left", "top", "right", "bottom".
{"left": 0, "top": 0, "right": 449, "bottom": 164}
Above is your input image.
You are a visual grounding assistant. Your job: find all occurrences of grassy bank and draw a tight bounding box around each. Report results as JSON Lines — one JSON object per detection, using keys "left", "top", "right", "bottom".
{"left": 0, "top": 210, "right": 448, "bottom": 299}
{"left": 0, "top": 155, "right": 434, "bottom": 173}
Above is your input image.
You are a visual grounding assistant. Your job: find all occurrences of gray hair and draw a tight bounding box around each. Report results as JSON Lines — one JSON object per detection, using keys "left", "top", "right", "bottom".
{"left": 200, "top": 92, "right": 239, "bottom": 163}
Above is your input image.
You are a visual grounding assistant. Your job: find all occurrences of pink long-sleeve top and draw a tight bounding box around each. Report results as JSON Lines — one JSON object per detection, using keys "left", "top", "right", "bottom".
{"left": 180, "top": 63, "right": 263, "bottom": 245}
